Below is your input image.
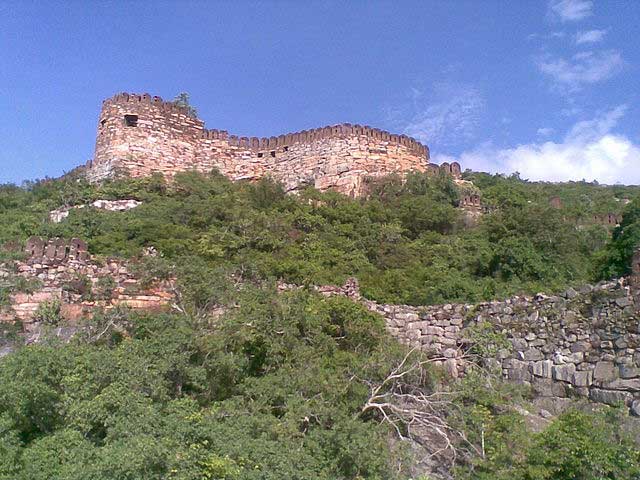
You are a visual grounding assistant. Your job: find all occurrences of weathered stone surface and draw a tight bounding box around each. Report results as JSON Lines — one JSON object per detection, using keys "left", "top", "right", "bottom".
{"left": 620, "top": 365, "right": 640, "bottom": 379}
{"left": 572, "top": 370, "right": 593, "bottom": 387}
{"left": 531, "top": 360, "right": 553, "bottom": 378}
{"left": 553, "top": 364, "right": 576, "bottom": 383}
{"left": 589, "top": 388, "right": 632, "bottom": 406}
{"left": 522, "top": 347, "right": 544, "bottom": 361}
{"left": 87, "top": 93, "right": 444, "bottom": 197}
{"left": 532, "top": 378, "right": 567, "bottom": 397}
{"left": 593, "top": 361, "right": 617, "bottom": 381}
{"left": 601, "top": 378, "right": 640, "bottom": 391}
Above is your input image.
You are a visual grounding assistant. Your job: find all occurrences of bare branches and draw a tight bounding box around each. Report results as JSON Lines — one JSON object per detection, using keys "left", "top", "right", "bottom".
{"left": 360, "top": 348, "right": 480, "bottom": 471}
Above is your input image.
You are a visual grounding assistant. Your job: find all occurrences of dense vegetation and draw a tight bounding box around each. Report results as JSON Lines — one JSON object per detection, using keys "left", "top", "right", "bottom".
{"left": 1, "top": 169, "right": 640, "bottom": 478}
{"left": 0, "top": 293, "right": 639, "bottom": 479}
{"left": 1, "top": 169, "right": 639, "bottom": 305}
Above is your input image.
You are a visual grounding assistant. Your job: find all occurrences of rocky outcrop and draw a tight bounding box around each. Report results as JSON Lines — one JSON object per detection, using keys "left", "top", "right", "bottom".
{"left": 49, "top": 199, "right": 141, "bottom": 223}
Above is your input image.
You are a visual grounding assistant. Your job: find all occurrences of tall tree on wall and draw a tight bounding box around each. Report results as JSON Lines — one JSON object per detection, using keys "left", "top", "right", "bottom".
{"left": 173, "top": 92, "right": 198, "bottom": 118}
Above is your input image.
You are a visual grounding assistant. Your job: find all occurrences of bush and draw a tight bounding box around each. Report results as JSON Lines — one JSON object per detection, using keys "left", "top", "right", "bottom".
{"left": 33, "top": 299, "right": 61, "bottom": 325}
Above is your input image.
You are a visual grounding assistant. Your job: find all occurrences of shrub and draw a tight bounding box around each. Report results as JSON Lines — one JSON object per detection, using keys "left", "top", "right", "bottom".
{"left": 33, "top": 299, "right": 61, "bottom": 324}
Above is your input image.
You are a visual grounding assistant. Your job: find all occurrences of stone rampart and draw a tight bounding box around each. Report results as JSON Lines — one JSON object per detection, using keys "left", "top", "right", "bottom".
{"left": 87, "top": 92, "right": 451, "bottom": 196}
{"left": 284, "top": 277, "right": 640, "bottom": 412}
{"left": 1, "top": 237, "right": 174, "bottom": 326}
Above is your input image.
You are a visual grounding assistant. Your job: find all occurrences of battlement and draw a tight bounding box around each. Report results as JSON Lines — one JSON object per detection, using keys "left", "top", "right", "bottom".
{"left": 88, "top": 92, "right": 444, "bottom": 196}
{"left": 202, "top": 123, "right": 428, "bottom": 157}
{"left": 103, "top": 92, "right": 195, "bottom": 117}
{"left": 25, "top": 237, "right": 88, "bottom": 263}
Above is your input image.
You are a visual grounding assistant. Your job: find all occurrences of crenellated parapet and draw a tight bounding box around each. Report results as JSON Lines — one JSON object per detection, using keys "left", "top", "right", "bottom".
{"left": 202, "top": 123, "right": 429, "bottom": 157}
{"left": 25, "top": 237, "right": 89, "bottom": 263}
{"left": 88, "top": 92, "right": 444, "bottom": 196}
{"left": 102, "top": 92, "right": 195, "bottom": 118}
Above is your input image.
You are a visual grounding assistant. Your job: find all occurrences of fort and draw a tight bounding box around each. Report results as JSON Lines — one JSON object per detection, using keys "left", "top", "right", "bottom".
{"left": 86, "top": 93, "right": 460, "bottom": 196}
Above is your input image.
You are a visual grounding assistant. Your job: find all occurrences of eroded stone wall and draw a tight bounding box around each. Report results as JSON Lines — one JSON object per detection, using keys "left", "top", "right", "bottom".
{"left": 284, "top": 277, "right": 640, "bottom": 412}
{"left": 87, "top": 93, "right": 454, "bottom": 196}
{"left": 1, "top": 238, "right": 174, "bottom": 328}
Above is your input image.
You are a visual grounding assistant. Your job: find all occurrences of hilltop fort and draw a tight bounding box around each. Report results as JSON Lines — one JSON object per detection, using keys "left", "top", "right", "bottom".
{"left": 86, "top": 93, "right": 460, "bottom": 195}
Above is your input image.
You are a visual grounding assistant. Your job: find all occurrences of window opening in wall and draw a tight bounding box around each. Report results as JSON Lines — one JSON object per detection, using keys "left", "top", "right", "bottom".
{"left": 283, "top": 146, "right": 289, "bottom": 152}
{"left": 270, "top": 151, "right": 276, "bottom": 157}
{"left": 100, "top": 119, "right": 106, "bottom": 127}
{"left": 124, "top": 114, "right": 139, "bottom": 127}
{"left": 257, "top": 152, "right": 263, "bottom": 158}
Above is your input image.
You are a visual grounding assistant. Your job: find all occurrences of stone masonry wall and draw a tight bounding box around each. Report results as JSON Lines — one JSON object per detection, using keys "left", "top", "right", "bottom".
{"left": 87, "top": 93, "right": 458, "bottom": 196}
{"left": 9, "top": 235, "right": 640, "bottom": 412}
{"left": 285, "top": 277, "right": 640, "bottom": 413}
{"left": 0, "top": 237, "right": 174, "bottom": 329}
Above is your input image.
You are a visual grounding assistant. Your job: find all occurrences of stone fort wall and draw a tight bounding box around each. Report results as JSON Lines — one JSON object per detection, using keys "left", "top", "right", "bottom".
{"left": 282, "top": 274, "right": 640, "bottom": 413}
{"left": 1, "top": 238, "right": 173, "bottom": 327}
{"left": 4, "top": 237, "right": 640, "bottom": 411}
{"left": 87, "top": 93, "right": 459, "bottom": 196}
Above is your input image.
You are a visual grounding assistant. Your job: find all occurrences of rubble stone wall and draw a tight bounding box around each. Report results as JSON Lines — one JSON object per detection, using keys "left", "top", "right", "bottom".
{"left": 1, "top": 237, "right": 173, "bottom": 328}
{"left": 87, "top": 93, "right": 457, "bottom": 196}
{"left": 9, "top": 236, "right": 640, "bottom": 412}
{"left": 289, "top": 277, "right": 640, "bottom": 412}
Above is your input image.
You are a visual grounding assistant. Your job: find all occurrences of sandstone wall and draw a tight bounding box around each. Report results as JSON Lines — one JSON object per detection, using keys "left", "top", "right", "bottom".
{"left": 1, "top": 238, "right": 173, "bottom": 328}
{"left": 87, "top": 93, "right": 448, "bottom": 196}
{"left": 90, "top": 93, "right": 205, "bottom": 181}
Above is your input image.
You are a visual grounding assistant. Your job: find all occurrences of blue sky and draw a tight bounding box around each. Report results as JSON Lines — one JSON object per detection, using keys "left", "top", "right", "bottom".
{"left": 1, "top": 0, "right": 638, "bottom": 184}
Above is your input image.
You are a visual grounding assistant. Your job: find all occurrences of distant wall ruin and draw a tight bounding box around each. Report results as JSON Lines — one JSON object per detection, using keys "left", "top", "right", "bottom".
{"left": 282, "top": 275, "right": 640, "bottom": 413}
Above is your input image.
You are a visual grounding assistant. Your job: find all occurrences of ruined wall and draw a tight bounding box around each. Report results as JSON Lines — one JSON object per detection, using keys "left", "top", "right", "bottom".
{"left": 0, "top": 238, "right": 174, "bottom": 328}
{"left": 284, "top": 277, "right": 640, "bottom": 413}
{"left": 88, "top": 93, "right": 434, "bottom": 196}
{"left": 5, "top": 237, "right": 640, "bottom": 411}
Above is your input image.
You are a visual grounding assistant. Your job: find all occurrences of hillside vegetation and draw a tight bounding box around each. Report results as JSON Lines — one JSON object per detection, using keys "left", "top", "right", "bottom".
{"left": 1, "top": 169, "right": 640, "bottom": 479}
{"left": 1, "top": 169, "right": 639, "bottom": 305}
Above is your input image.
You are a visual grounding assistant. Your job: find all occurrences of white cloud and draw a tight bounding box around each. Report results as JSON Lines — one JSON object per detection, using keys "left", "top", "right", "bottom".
{"left": 549, "top": 0, "right": 593, "bottom": 22}
{"left": 402, "top": 84, "right": 485, "bottom": 146}
{"left": 537, "top": 127, "right": 554, "bottom": 137}
{"left": 434, "top": 106, "right": 640, "bottom": 184}
{"left": 527, "top": 31, "right": 566, "bottom": 41}
{"left": 575, "top": 29, "right": 607, "bottom": 44}
{"left": 536, "top": 49, "right": 623, "bottom": 91}
{"left": 564, "top": 105, "right": 626, "bottom": 143}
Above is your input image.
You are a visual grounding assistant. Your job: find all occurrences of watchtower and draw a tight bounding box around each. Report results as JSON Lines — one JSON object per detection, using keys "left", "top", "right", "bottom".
{"left": 88, "top": 93, "right": 205, "bottom": 181}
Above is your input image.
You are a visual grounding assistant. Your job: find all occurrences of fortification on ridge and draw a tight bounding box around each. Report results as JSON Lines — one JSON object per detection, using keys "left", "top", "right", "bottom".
{"left": 87, "top": 93, "right": 460, "bottom": 196}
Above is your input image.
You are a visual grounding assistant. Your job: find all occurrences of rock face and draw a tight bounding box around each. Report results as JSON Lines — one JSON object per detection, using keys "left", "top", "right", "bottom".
{"left": 86, "top": 93, "right": 460, "bottom": 196}
{"left": 283, "top": 277, "right": 640, "bottom": 412}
